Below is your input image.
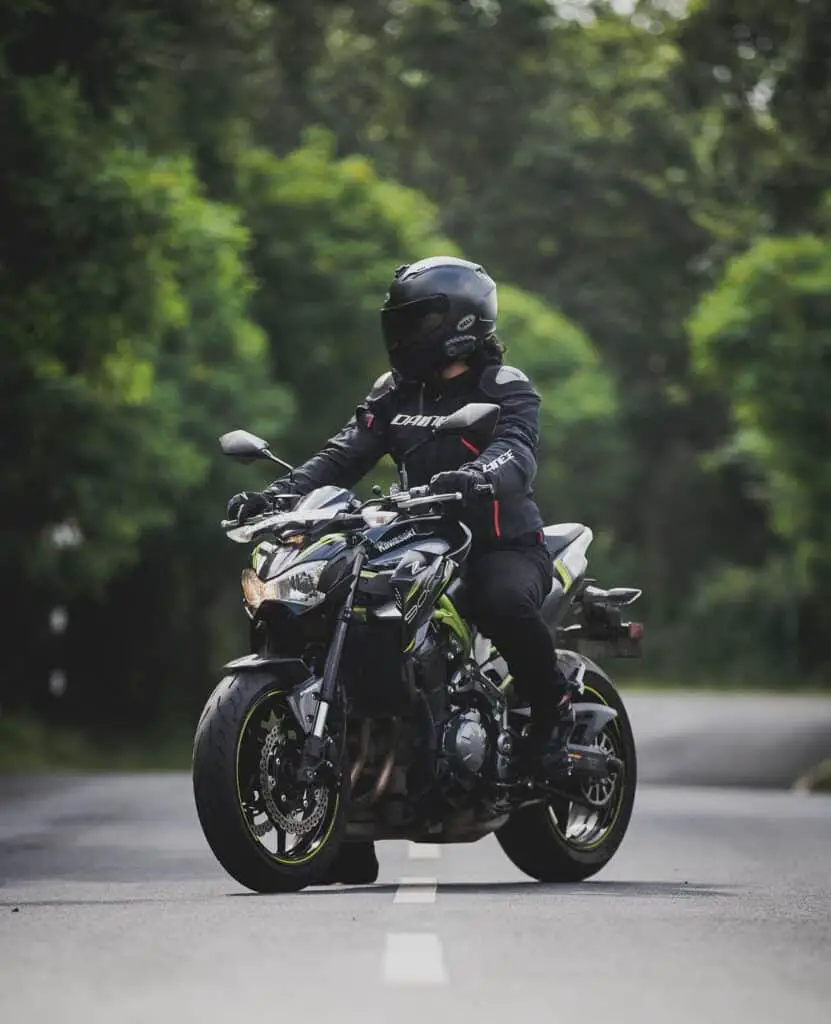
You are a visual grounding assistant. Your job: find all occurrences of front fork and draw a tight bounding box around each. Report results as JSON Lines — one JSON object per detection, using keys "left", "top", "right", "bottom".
{"left": 296, "top": 545, "right": 367, "bottom": 784}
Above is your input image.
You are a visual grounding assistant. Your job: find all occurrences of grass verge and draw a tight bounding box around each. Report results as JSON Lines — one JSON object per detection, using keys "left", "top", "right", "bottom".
{"left": 0, "top": 711, "right": 193, "bottom": 773}
{"left": 794, "top": 758, "right": 831, "bottom": 795}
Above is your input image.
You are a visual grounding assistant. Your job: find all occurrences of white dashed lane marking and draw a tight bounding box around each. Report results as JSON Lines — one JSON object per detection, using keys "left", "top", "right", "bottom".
{"left": 383, "top": 933, "right": 448, "bottom": 985}
{"left": 393, "top": 877, "right": 438, "bottom": 904}
{"left": 384, "top": 843, "right": 446, "bottom": 984}
{"left": 407, "top": 842, "right": 441, "bottom": 860}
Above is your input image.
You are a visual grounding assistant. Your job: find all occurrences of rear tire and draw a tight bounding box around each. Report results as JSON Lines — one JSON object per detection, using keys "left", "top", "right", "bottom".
{"left": 496, "top": 659, "right": 636, "bottom": 882}
{"left": 192, "top": 671, "right": 346, "bottom": 893}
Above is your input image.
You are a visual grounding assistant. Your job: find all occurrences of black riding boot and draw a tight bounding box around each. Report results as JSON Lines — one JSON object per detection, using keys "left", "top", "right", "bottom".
{"left": 319, "top": 841, "right": 379, "bottom": 885}
{"left": 526, "top": 692, "right": 576, "bottom": 779}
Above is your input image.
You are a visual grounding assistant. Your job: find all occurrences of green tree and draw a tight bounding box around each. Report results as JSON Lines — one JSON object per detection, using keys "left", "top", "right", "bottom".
{"left": 674, "top": 0, "right": 831, "bottom": 235}
{"left": 0, "top": 56, "right": 287, "bottom": 719}
{"left": 690, "top": 229, "right": 831, "bottom": 674}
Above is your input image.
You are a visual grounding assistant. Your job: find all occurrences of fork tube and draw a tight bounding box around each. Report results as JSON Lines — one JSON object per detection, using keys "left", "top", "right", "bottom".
{"left": 311, "top": 547, "right": 367, "bottom": 739}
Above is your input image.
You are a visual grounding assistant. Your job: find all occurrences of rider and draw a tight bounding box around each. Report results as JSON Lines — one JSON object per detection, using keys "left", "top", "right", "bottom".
{"left": 227, "top": 256, "right": 577, "bottom": 883}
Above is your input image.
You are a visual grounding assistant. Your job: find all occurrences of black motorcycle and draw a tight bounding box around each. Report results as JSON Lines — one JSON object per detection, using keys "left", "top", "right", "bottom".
{"left": 192, "top": 402, "right": 641, "bottom": 892}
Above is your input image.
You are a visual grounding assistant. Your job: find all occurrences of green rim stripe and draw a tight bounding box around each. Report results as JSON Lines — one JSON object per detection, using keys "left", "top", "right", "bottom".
{"left": 234, "top": 689, "right": 339, "bottom": 866}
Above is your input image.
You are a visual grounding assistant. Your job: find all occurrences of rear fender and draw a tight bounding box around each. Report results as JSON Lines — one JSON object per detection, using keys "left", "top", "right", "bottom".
{"left": 573, "top": 703, "right": 618, "bottom": 744}
{"left": 222, "top": 654, "right": 320, "bottom": 734}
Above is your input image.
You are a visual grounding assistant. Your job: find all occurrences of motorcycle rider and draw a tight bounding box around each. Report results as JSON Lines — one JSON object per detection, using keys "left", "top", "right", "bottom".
{"left": 227, "top": 256, "right": 577, "bottom": 884}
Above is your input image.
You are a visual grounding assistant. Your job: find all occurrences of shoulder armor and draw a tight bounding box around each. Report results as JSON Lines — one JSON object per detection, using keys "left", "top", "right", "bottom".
{"left": 479, "top": 364, "right": 535, "bottom": 398}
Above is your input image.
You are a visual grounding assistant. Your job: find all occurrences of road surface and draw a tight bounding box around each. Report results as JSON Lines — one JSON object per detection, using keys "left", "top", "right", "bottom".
{"left": 1, "top": 694, "right": 830, "bottom": 1024}
{"left": 626, "top": 690, "right": 831, "bottom": 788}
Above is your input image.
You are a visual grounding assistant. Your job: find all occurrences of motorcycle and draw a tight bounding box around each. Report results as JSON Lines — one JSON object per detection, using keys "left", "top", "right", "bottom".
{"left": 192, "top": 402, "right": 641, "bottom": 892}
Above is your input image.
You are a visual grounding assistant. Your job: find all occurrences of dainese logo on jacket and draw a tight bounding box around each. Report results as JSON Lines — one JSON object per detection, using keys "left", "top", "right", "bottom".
{"left": 390, "top": 414, "right": 449, "bottom": 428}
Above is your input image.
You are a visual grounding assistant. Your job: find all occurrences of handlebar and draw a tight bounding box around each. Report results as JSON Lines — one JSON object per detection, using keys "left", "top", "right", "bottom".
{"left": 392, "top": 490, "right": 463, "bottom": 510}
{"left": 221, "top": 481, "right": 496, "bottom": 536}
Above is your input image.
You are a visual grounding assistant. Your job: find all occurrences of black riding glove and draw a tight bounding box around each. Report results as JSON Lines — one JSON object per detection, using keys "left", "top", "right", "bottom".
{"left": 225, "top": 490, "right": 274, "bottom": 524}
{"left": 226, "top": 482, "right": 296, "bottom": 524}
{"left": 429, "top": 467, "right": 491, "bottom": 507}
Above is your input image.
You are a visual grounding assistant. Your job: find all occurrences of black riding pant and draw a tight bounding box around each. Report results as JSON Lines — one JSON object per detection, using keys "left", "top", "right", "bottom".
{"left": 466, "top": 542, "right": 568, "bottom": 719}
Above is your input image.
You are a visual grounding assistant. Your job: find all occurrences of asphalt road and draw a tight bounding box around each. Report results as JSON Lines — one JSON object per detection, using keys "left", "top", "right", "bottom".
{"left": 626, "top": 691, "right": 831, "bottom": 788}
{"left": 1, "top": 694, "right": 830, "bottom": 1024}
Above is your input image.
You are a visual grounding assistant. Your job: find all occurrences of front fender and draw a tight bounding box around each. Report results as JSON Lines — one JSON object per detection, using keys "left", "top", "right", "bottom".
{"left": 222, "top": 654, "right": 321, "bottom": 735}
{"left": 224, "top": 653, "right": 310, "bottom": 674}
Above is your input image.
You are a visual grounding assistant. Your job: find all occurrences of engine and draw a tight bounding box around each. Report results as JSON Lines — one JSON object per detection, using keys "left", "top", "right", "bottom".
{"left": 441, "top": 709, "right": 488, "bottom": 776}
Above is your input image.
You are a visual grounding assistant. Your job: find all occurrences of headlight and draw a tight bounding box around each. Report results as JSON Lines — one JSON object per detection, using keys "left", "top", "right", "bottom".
{"left": 241, "top": 560, "right": 328, "bottom": 611}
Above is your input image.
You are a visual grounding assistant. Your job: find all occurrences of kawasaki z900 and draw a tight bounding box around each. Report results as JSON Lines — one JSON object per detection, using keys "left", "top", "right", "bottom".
{"left": 192, "top": 403, "right": 642, "bottom": 892}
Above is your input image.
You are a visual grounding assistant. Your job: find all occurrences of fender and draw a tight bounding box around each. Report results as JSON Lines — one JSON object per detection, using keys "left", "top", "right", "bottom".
{"left": 574, "top": 703, "right": 618, "bottom": 744}
{"left": 223, "top": 653, "right": 321, "bottom": 734}
{"left": 224, "top": 653, "right": 310, "bottom": 673}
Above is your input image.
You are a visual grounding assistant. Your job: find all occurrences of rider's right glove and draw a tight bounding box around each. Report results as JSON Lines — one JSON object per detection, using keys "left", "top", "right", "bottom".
{"left": 429, "top": 467, "right": 490, "bottom": 507}
{"left": 226, "top": 481, "right": 296, "bottom": 524}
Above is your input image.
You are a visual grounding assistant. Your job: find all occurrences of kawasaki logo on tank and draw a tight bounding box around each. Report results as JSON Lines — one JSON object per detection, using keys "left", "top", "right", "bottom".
{"left": 373, "top": 526, "right": 418, "bottom": 552}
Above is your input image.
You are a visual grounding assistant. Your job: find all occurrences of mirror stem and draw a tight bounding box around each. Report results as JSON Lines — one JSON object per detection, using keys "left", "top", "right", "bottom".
{"left": 397, "top": 431, "right": 437, "bottom": 491}
{"left": 264, "top": 451, "right": 295, "bottom": 474}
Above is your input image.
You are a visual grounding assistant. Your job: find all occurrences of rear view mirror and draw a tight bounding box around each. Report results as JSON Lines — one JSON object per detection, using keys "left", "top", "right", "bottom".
{"left": 435, "top": 403, "right": 500, "bottom": 437}
{"left": 219, "top": 429, "right": 273, "bottom": 462}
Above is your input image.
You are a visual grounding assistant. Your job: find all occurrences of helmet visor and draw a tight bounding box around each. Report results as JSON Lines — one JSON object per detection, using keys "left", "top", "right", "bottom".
{"left": 381, "top": 294, "right": 449, "bottom": 356}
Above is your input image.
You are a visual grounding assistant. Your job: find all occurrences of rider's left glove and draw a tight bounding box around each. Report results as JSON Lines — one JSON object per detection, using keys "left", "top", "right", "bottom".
{"left": 227, "top": 480, "right": 298, "bottom": 523}
{"left": 226, "top": 491, "right": 274, "bottom": 524}
{"left": 429, "top": 467, "right": 490, "bottom": 507}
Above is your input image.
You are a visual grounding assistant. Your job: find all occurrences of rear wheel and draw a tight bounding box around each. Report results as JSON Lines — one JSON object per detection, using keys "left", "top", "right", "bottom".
{"left": 496, "top": 659, "right": 636, "bottom": 882}
{"left": 192, "top": 672, "right": 346, "bottom": 893}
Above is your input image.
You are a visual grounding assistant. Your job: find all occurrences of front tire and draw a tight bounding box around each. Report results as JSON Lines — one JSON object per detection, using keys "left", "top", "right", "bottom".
{"left": 496, "top": 658, "right": 636, "bottom": 882}
{"left": 192, "top": 672, "right": 346, "bottom": 893}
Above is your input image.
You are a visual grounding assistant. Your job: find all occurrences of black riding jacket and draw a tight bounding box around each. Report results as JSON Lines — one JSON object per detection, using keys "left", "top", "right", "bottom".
{"left": 282, "top": 362, "right": 545, "bottom": 550}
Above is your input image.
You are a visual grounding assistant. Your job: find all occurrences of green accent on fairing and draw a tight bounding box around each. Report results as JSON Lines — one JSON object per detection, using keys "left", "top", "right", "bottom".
{"left": 433, "top": 594, "right": 471, "bottom": 653}
{"left": 235, "top": 689, "right": 339, "bottom": 866}
{"left": 403, "top": 639, "right": 415, "bottom": 652}
{"left": 498, "top": 674, "right": 514, "bottom": 690}
{"left": 300, "top": 533, "right": 346, "bottom": 560}
{"left": 554, "top": 558, "right": 573, "bottom": 591}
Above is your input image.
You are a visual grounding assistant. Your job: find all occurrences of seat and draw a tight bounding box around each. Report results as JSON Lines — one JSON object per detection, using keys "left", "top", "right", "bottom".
{"left": 542, "top": 523, "right": 586, "bottom": 556}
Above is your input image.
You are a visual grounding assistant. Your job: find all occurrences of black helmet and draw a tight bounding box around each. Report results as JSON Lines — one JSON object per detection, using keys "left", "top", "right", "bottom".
{"left": 380, "top": 255, "right": 498, "bottom": 382}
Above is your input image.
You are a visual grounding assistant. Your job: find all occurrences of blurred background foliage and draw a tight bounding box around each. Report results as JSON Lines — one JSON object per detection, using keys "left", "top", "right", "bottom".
{"left": 1, "top": 0, "right": 829, "bottom": 744}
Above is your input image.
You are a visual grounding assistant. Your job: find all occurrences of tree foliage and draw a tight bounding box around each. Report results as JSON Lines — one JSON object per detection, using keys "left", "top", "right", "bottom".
{"left": 691, "top": 231, "right": 831, "bottom": 604}
{"left": 3, "top": 0, "right": 831, "bottom": 725}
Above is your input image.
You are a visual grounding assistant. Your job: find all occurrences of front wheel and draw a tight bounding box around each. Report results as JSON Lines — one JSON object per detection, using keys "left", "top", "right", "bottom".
{"left": 192, "top": 672, "right": 346, "bottom": 893}
{"left": 496, "top": 658, "right": 636, "bottom": 882}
